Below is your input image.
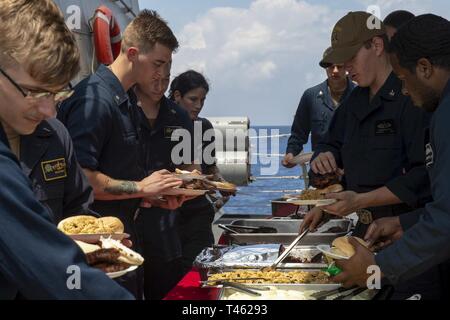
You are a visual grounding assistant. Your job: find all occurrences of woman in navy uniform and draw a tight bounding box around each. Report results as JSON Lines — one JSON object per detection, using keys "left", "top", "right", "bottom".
{"left": 169, "top": 70, "right": 229, "bottom": 274}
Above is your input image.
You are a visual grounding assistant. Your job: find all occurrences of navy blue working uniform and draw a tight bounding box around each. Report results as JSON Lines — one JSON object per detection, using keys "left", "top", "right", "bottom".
{"left": 286, "top": 78, "right": 355, "bottom": 155}
{"left": 313, "top": 72, "right": 440, "bottom": 299}
{"left": 313, "top": 72, "right": 431, "bottom": 235}
{"left": 135, "top": 96, "right": 195, "bottom": 300}
{"left": 375, "top": 79, "right": 450, "bottom": 298}
{"left": 20, "top": 118, "right": 94, "bottom": 224}
{"left": 57, "top": 64, "right": 146, "bottom": 298}
{"left": 177, "top": 117, "right": 216, "bottom": 275}
{"left": 0, "top": 124, "right": 133, "bottom": 300}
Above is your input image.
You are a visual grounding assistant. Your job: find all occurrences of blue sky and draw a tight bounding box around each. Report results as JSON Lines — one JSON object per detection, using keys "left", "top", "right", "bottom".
{"left": 138, "top": 0, "right": 450, "bottom": 125}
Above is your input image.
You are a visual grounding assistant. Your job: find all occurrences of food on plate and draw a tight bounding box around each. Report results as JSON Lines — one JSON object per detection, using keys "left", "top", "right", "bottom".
{"left": 101, "top": 237, "right": 144, "bottom": 265}
{"left": 331, "top": 236, "right": 369, "bottom": 258}
{"left": 296, "top": 184, "right": 343, "bottom": 200}
{"left": 208, "top": 270, "right": 331, "bottom": 284}
{"left": 57, "top": 215, "right": 124, "bottom": 235}
{"left": 97, "top": 216, "right": 125, "bottom": 233}
{"left": 308, "top": 171, "right": 341, "bottom": 189}
{"left": 174, "top": 168, "right": 237, "bottom": 194}
{"left": 85, "top": 248, "right": 121, "bottom": 265}
{"left": 75, "top": 237, "right": 144, "bottom": 274}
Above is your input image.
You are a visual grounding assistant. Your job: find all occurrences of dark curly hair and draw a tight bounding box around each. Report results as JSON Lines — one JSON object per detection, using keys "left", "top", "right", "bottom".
{"left": 388, "top": 14, "right": 450, "bottom": 73}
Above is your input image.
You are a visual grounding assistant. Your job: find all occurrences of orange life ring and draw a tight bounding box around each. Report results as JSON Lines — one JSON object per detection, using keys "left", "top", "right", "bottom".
{"left": 93, "top": 5, "right": 121, "bottom": 65}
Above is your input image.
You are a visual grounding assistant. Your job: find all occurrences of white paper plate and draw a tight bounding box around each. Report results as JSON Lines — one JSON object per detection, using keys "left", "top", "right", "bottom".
{"left": 69, "top": 233, "right": 130, "bottom": 244}
{"left": 107, "top": 265, "right": 138, "bottom": 279}
{"left": 316, "top": 244, "right": 349, "bottom": 260}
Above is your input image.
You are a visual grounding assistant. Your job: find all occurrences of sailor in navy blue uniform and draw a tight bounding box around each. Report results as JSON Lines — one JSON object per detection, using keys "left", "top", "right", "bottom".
{"left": 334, "top": 15, "right": 450, "bottom": 299}
{"left": 133, "top": 71, "right": 196, "bottom": 299}
{"left": 19, "top": 118, "right": 95, "bottom": 223}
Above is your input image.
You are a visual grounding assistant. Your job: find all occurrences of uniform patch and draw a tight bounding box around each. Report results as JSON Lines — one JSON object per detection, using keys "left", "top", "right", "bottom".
{"left": 375, "top": 120, "right": 396, "bottom": 135}
{"left": 164, "top": 126, "right": 182, "bottom": 139}
{"left": 425, "top": 143, "right": 434, "bottom": 168}
{"left": 41, "top": 158, "right": 67, "bottom": 181}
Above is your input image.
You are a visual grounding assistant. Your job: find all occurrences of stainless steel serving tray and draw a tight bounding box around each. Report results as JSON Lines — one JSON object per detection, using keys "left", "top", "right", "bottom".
{"left": 217, "top": 284, "right": 380, "bottom": 300}
{"left": 227, "top": 219, "right": 352, "bottom": 245}
{"left": 195, "top": 245, "right": 327, "bottom": 270}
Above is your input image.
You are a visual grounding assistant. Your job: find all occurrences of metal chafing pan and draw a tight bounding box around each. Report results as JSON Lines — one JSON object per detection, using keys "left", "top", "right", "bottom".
{"left": 227, "top": 219, "right": 352, "bottom": 245}
{"left": 195, "top": 245, "right": 327, "bottom": 275}
{"left": 217, "top": 284, "right": 379, "bottom": 300}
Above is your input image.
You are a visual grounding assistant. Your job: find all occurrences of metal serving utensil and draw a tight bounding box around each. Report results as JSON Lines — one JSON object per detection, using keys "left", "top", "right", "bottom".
{"left": 261, "top": 229, "right": 310, "bottom": 272}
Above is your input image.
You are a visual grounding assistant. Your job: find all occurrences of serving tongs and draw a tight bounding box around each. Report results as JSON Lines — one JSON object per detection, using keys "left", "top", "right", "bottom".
{"left": 261, "top": 229, "right": 310, "bottom": 272}
{"left": 218, "top": 224, "right": 239, "bottom": 234}
{"left": 201, "top": 280, "right": 271, "bottom": 296}
{"left": 218, "top": 224, "right": 278, "bottom": 234}
{"left": 333, "top": 287, "right": 367, "bottom": 300}
{"left": 310, "top": 286, "right": 359, "bottom": 300}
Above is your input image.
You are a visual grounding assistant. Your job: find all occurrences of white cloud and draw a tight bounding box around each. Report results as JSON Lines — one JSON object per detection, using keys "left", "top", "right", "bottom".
{"left": 171, "top": 0, "right": 345, "bottom": 125}
{"left": 170, "top": 0, "right": 450, "bottom": 125}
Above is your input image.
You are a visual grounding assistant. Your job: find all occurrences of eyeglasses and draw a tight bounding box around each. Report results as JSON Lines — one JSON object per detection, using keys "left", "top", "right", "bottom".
{"left": 0, "top": 67, "right": 73, "bottom": 103}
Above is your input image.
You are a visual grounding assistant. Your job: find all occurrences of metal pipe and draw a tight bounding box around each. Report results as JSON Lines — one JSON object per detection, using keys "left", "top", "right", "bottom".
{"left": 112, "top": 0, "right": 137, "bottom": 17}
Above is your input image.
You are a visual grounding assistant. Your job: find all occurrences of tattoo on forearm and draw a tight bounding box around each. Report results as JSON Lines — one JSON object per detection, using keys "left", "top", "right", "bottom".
{"left": 104, "top": 181, "right": 139, "bottom": 195}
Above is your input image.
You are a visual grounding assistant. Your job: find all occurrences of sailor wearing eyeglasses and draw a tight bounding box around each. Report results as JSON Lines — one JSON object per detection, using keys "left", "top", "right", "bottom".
{"left": 0, "top": 66, "right": 95, "bottom": 224}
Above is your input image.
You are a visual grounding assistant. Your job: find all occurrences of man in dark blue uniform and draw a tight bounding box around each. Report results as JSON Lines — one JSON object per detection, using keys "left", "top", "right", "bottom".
{"left": 302, "top": 12, "right": 431, "bottom": 236}
{"left": 0, "top": 0, "right": 132, "bottom": 299}
{"left": 302, "top": 11, "right": 439, "bottom": 299}
{"left": 133, "top": 67, "right": 198, "bottom": 300}
{"left": 282, "top": 47, "right": 355, "bottom": 167}
{"left": 18, "top": 118, "right": 95, "bottom": 224}
{"left": 335, "top": 14, "right": 450, "bottom": 299}
{"left": 58, "top": 11, "right": 183, "bottom": 298}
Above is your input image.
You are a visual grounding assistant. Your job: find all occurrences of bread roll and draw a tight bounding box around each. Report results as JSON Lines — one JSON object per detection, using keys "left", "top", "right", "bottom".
{"left": 58, "top": 215, "right": 125, "bottom": 234}
{"left": 97, "top": 216, "right": 124, "bottom": 233}
{"left": 331, "top": 236, "right": 369, "bottom": 258}
{"left": 57, "top": 215, "right": 98, "bottom": 234}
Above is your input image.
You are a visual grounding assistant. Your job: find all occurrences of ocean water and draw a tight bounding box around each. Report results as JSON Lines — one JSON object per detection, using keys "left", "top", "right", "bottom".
{"left": 223, "top": 125, "right": 312, "bottom": 215}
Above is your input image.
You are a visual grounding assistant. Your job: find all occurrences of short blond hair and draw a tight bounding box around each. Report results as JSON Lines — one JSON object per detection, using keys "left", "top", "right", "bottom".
{"left": 0, "top": 0, "right": 80, "bottom": 88}
{"left": 122, "top": 9, "right": 179, "bottom": 54}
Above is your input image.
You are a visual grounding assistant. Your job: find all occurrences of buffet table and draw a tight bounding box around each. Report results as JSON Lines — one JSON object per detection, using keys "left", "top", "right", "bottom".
{"left": 164, "top": 269, "right": 219, "bottom": 300}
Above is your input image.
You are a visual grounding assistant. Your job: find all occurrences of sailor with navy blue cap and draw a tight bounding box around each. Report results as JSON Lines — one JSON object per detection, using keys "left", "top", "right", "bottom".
{"left": 301, "top": 11, "right": 440, "bottom": 299}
